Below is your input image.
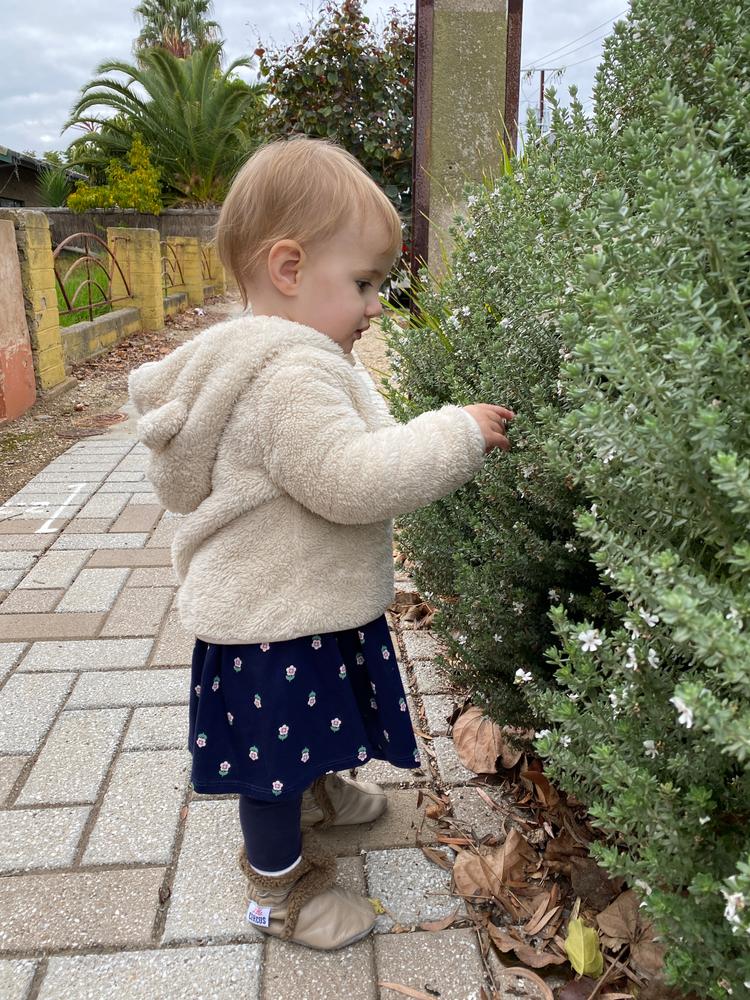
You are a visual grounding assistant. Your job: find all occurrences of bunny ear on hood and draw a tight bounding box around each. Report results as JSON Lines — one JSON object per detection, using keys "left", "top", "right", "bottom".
{"left": 128, "top": 314, "right": 351, "bottom": 515}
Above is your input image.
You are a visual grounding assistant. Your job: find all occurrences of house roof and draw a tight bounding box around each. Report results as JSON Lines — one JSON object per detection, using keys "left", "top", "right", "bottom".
{"left": 0, "top": 145, "right": 87, "bottom": 180}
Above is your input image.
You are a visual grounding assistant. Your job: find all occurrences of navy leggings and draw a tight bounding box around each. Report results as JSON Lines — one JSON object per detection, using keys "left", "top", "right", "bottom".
{"left": 239, "top": 792, "right": 303, "bottom": 872}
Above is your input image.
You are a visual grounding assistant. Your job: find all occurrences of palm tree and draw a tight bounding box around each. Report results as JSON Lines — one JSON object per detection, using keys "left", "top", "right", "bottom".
{"left": 133, "top": 0, "right": 222, "bottom": 59}
{"left": 64, "top": 44, "right": 265, "bottom": 204}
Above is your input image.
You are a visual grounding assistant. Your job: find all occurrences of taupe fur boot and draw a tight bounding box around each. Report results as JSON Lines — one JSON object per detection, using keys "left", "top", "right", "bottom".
{"left": 238, "top": 832, "right": 376, "bottom": 950}
{"left": 300, "top": 772, "right": 387, "bottom": 829}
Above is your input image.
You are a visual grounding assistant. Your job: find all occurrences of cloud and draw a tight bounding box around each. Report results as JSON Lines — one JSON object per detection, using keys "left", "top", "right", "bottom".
{"left": 1, "top": 0, "right": 626, "bottom": 154}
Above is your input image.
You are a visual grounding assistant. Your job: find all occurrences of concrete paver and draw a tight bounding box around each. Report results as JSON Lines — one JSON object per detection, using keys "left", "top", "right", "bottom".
{"left": 18, "top": 637, "right": 153, "bottom": 672}
{"left": 84, "top": 748, "right": 189, "bottom": 864}
{"left": 16, "top": 707, "right": 128, "bottom": 805}
{"left": 0, "top": 671, "right": 75, "bottom": 753}
{"left": 0, "top": 960, "right": 36, "bottom": 1000}
{"left": 38, "top": 944, "right": 264, "bottom": 1000}
{"left": 124, "top": 704, "right": 187, "bottom": 749}
{"left": 375, "top": 928, "right": 486, "bottom": 1000}
{"left": 0, "top": 421, "right": 542, "bottom": 995}
{"left": 0, "top": 805, "right": 89, "bottom": 873}
{"left": 0, "top": 868, "right": 165, "bottom": 950}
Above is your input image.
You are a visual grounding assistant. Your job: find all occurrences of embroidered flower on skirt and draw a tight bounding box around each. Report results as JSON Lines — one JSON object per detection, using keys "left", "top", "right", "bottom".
{"left": 187, "top": 613, "right": 420, "bottom": 800}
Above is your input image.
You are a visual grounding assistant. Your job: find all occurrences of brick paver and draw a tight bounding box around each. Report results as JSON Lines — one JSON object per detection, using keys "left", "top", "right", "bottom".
{"left": 0, "top": 426, "right": 549, "bottom": 999}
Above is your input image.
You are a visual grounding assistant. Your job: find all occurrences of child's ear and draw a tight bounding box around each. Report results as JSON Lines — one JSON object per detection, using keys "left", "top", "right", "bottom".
{"left": 267, "top": 240, "right": 304, "bottom": 297}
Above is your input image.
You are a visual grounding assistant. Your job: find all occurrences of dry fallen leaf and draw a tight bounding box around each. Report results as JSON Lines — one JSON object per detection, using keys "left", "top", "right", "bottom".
{"left": 500, "top": 967, "right": 555, "bottom": 999}
{"left": 596, "top": 889, "right": 665, "bottom": 978}
{"left": 487, "top": 923, "right": 568, "bottom": 969}
{"left": 452, "top": 829, "right": 539, "bottom": 901}
{"left": 418, "top": 907, "right": 461, "bottom": 931}
{"left": 570, "top": 856, "right": 621, "bottom": 910}
{"left": 452, "top": 706, "right": 525, "bottom": 773}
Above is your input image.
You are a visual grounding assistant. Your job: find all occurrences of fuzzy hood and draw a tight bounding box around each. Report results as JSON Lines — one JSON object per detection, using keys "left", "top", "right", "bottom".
{"left": 128, "top": 313, "right": 355, "bottom": 514}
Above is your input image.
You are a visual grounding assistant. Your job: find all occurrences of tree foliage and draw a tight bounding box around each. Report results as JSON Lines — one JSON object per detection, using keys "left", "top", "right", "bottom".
{"left": 64, "top": 43, "right": 265, "bottom": 204}
{"left": 257, "top": 0, "right": 414, "bottom": 225}
{"left": 133, "top": 0, "right": 222, "bottom": 59}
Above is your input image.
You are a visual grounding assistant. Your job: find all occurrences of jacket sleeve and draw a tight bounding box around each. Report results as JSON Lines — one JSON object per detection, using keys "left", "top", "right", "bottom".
{"left": 256, "top": 363, "right": 487, "bottom": 525}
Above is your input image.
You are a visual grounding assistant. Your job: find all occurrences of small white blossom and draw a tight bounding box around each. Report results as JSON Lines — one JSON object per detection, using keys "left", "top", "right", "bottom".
{"left": 467, "top": 194, "right": 478, "bottom": 207}
{"left": 643, "top": 740, "right": 658, "bottom": 758}
{"left": 647, "top": 648, "right": 660, "bottom": 669}
{"left": 624, "top": 619, "right": 641, "bottom": 639}
{"left": 670, "top": 695, "right": 694, "bottom": 728}
{"left": 548, "top": 589, "right": 559, "bottom": 601}
{"left": 493, "top": 633, "right": 503, "bottom": 643}
{"left": 609, "top": 691, "right": 620, "bottom": 709}
{"left": 699, "top": 816, "right": 711, "bottom": 825}
{"left": 512, "top": 601, "right": 525, "bottom": 615}
{"left": 457, "top": 634, "right": 467, "bottom": 646}
{"left": 638, "top": 607, "right": 660, "bottom": 627}
{"left": 488, "top": 264, "right": 498, "bottom": 273}
{"left": 624, "top": 646, "right": 639, "bottom": 670}
{"left": 578, "top": 629, "right": 603, "bottom": 653}
{"left": 535, "top": 729, "right": 552, "bottom": 739}
{"left": 635, "top": 879, "right": 652, "bottom": 896}
{"left": 564, "top": 541, "right": 576, "bottom": 552}
{"left": 468, "top": 252, "right": 478, "bottom": 263}
{"left": 499, "top": 317, "right": 512, "bottom": 328}
{"left": 723, "top": 890, "right": 746, "bottom": 931}
{"left": 461, "top": 305, "right": 471, "bottom": 316}
{"left": 624, "top": 403, "right": 638, "bottom": 419}
{"left": 559, "top": 735, "right": 572, "bottom": 748}
{"left": 568, "top": 691, "right": 580, "bottom": 702}
{"left": 514, "top": 668, "right": 533, "bottom": 685}
{"left": 726, "top": 607, "right": 743, "bottom": 627}
{"left": 590, "top": 503, "right": 598, "bottom": 517}
{"left": 602, "top": 446, "right": 617, "bottom": 465}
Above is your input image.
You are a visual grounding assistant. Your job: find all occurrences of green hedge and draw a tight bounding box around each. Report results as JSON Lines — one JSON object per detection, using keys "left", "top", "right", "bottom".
{"left": 383, "top": 1, "right": 750, "bottom": 995}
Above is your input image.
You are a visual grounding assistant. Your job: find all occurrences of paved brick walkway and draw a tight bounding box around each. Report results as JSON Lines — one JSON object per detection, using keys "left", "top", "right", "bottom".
{"left": 0, "top": 408, "right": 549, "bottom": 999}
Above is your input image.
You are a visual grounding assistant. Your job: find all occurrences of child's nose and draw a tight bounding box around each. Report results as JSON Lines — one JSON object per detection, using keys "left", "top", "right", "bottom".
{"left": 366, "top": 295, "right": 383, "bottom": 319}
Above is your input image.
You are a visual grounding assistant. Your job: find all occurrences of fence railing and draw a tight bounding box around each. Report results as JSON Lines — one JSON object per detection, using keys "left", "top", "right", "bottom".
{"left": 53, "top": 232, "right": 132, "bottom": 323}
{"left": 160, "top": 240, "right": 185, "bottom": 294}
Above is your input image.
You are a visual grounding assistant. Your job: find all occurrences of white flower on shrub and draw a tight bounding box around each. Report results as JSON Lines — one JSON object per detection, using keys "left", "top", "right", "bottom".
{"left": 548, "top": 589, "right": 559, "bottom": 601}
{"left": 447, "top": 310, "right": 460, "bottom": 329}
{"left": 624, "top": 619, "right": 641, "bottom": 638}
{"left": 722, "top": 886, "right": 747, "bottom": 932}
{"left": 468, "top": 252, "right": 478, "bottom": 262}
{"left": 726, "top": 607, "right": 743, "bottom": 627}
{"left": 564, "top": 541, "right": 576, "bottom": 552}
{"left": 493, "top": 633, "right": 503, "bottom": 643}
{"left": 624, "top": 403, "right": 638, "bottom": 419}
{"left": 624, "top": 646, "right": 639, "bottom": 670}
{"left": 578, "top": 629, "right": 603, "bottom": 652}
{"left": 535, "top": 729, "right": 552, "bottom": 739}
{"left": 699, "top": 816, "right": 711, "bottom": 825}
{"left": 638, "top": 607, "right": 660, "bottom": 627}
{"left": 602, "top": 447, "right": 617, "bottom": 464}
{"left": 514, "top": 668, "right": 533, "bottom": 684}
{"left": 609, "top": 691, "right": 620, "bottom": 710}
{"left": 568, "top": 692, "right": 580, "bottom": 701}
{"left": 590, "top": 503, "right": 598, "bottom": 517}
{"left": 634, "top": 879, "right": 652, "bottom": 896}
{"left": 513, "top": 601, "right": 525, "bottom": 615}
{"left": 643, "top": 740, "right": 658, "bottom": 758}
{"left": 499, "top": 317, "right": 512, "bottom": 328}
{"left": 461, "top": 305, "right": 471, "bottom": 316}
{"left": 457, "top": 634, "right": 467, "bottom": 646}
{"left": 647, "top": 648, "right": 660, "bottom": 668}
{"left": 670, "top": 695, "right": 694, "bottom": 728}
{"left": 559, "top": 735, "right": 572, "bottom": 747}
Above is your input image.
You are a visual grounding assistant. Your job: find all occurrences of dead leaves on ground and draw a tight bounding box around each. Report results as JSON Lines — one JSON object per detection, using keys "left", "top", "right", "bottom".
{"left": 415, "top": 702, "right": 669, "bottom": 998}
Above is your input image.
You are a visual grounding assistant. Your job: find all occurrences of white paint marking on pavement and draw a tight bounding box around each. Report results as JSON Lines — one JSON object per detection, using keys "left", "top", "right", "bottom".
{"left": 36, "top": 483, "right": 86, "bottom": 534}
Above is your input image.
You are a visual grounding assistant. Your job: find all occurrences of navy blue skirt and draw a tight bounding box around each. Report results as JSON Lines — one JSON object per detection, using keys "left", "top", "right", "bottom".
{"left": 187, "top": 613, "right": 421, "bottom": 800}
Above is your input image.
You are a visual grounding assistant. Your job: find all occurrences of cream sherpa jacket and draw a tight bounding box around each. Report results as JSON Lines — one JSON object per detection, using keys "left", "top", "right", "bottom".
{"left": 128, "top": 314, "right": 487, "bottom": 643}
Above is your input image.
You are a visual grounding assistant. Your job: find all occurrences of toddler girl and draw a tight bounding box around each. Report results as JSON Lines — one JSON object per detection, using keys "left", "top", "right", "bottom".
{"left": 129, "top": 137, "right": 513, "bottom": 951}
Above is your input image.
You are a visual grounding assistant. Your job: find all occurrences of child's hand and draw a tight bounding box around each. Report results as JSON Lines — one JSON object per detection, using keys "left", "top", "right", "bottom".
{"left": 463, "top": 404, "right": 515, "bottom": 453}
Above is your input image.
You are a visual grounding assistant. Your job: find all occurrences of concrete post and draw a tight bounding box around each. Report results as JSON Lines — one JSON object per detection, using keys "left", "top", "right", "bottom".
{"left": 107, "top": 226, "right": 164, "bottom": 331}
{"left": 204, "top": 242, "right": 226, "bottom": 296}
{"left": 0, "top": 209, "right": 67, "bottom": 391}
{"left": 0, "top": 220, "right": 37, "bottom": 419}
{"left": 169, "top": 236, "right": 204, "bottom": 307}
{"left": 413, "top": 0, "right": 512, "bottom": 275}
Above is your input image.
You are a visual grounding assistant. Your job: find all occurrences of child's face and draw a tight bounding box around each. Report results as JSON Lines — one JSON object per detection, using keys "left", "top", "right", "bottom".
{"left": 295, "top": 219, "right": 396, "bottom": 353}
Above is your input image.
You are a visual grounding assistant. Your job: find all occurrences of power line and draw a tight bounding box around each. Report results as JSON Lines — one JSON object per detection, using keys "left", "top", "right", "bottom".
{"left": 559, "top": 49, "right": 609, "bottom": 70}
{"left": 524, "top": 30, "right": 610, "bottom": 70}
{"left": 522, "top": 9, "right": 627, "bottom": 70}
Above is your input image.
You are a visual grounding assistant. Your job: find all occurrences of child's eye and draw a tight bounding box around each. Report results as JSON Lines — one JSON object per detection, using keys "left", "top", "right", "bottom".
{"left": 356, "top": 280, "right": 371, "bottom": 291}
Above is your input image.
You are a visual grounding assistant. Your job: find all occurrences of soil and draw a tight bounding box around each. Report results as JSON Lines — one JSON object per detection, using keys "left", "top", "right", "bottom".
{"left": 0, "top": 293, "right": 242, "bottom": 503}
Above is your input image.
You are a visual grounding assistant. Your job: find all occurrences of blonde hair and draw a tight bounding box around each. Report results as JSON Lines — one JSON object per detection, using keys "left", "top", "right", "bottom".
{"left": 216, "top": 137, "right": 403, "bottom": 308}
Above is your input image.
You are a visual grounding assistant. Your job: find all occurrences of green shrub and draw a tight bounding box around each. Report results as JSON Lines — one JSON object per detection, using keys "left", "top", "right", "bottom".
{"left": 68, "top": 135, "right": 162, "bottom": 214}
{"left": 385, "top": 0, "right": 750, "bottom": 993}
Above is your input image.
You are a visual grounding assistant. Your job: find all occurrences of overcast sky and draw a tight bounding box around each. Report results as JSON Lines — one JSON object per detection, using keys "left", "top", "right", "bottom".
{"left": 1, "top": 0, "right": 627, "bottom": 157}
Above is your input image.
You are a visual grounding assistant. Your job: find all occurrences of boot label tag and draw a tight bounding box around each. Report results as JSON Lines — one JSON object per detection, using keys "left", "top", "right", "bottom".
{"left": 246, "top": 900, "right": 271, "bottom": 928}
